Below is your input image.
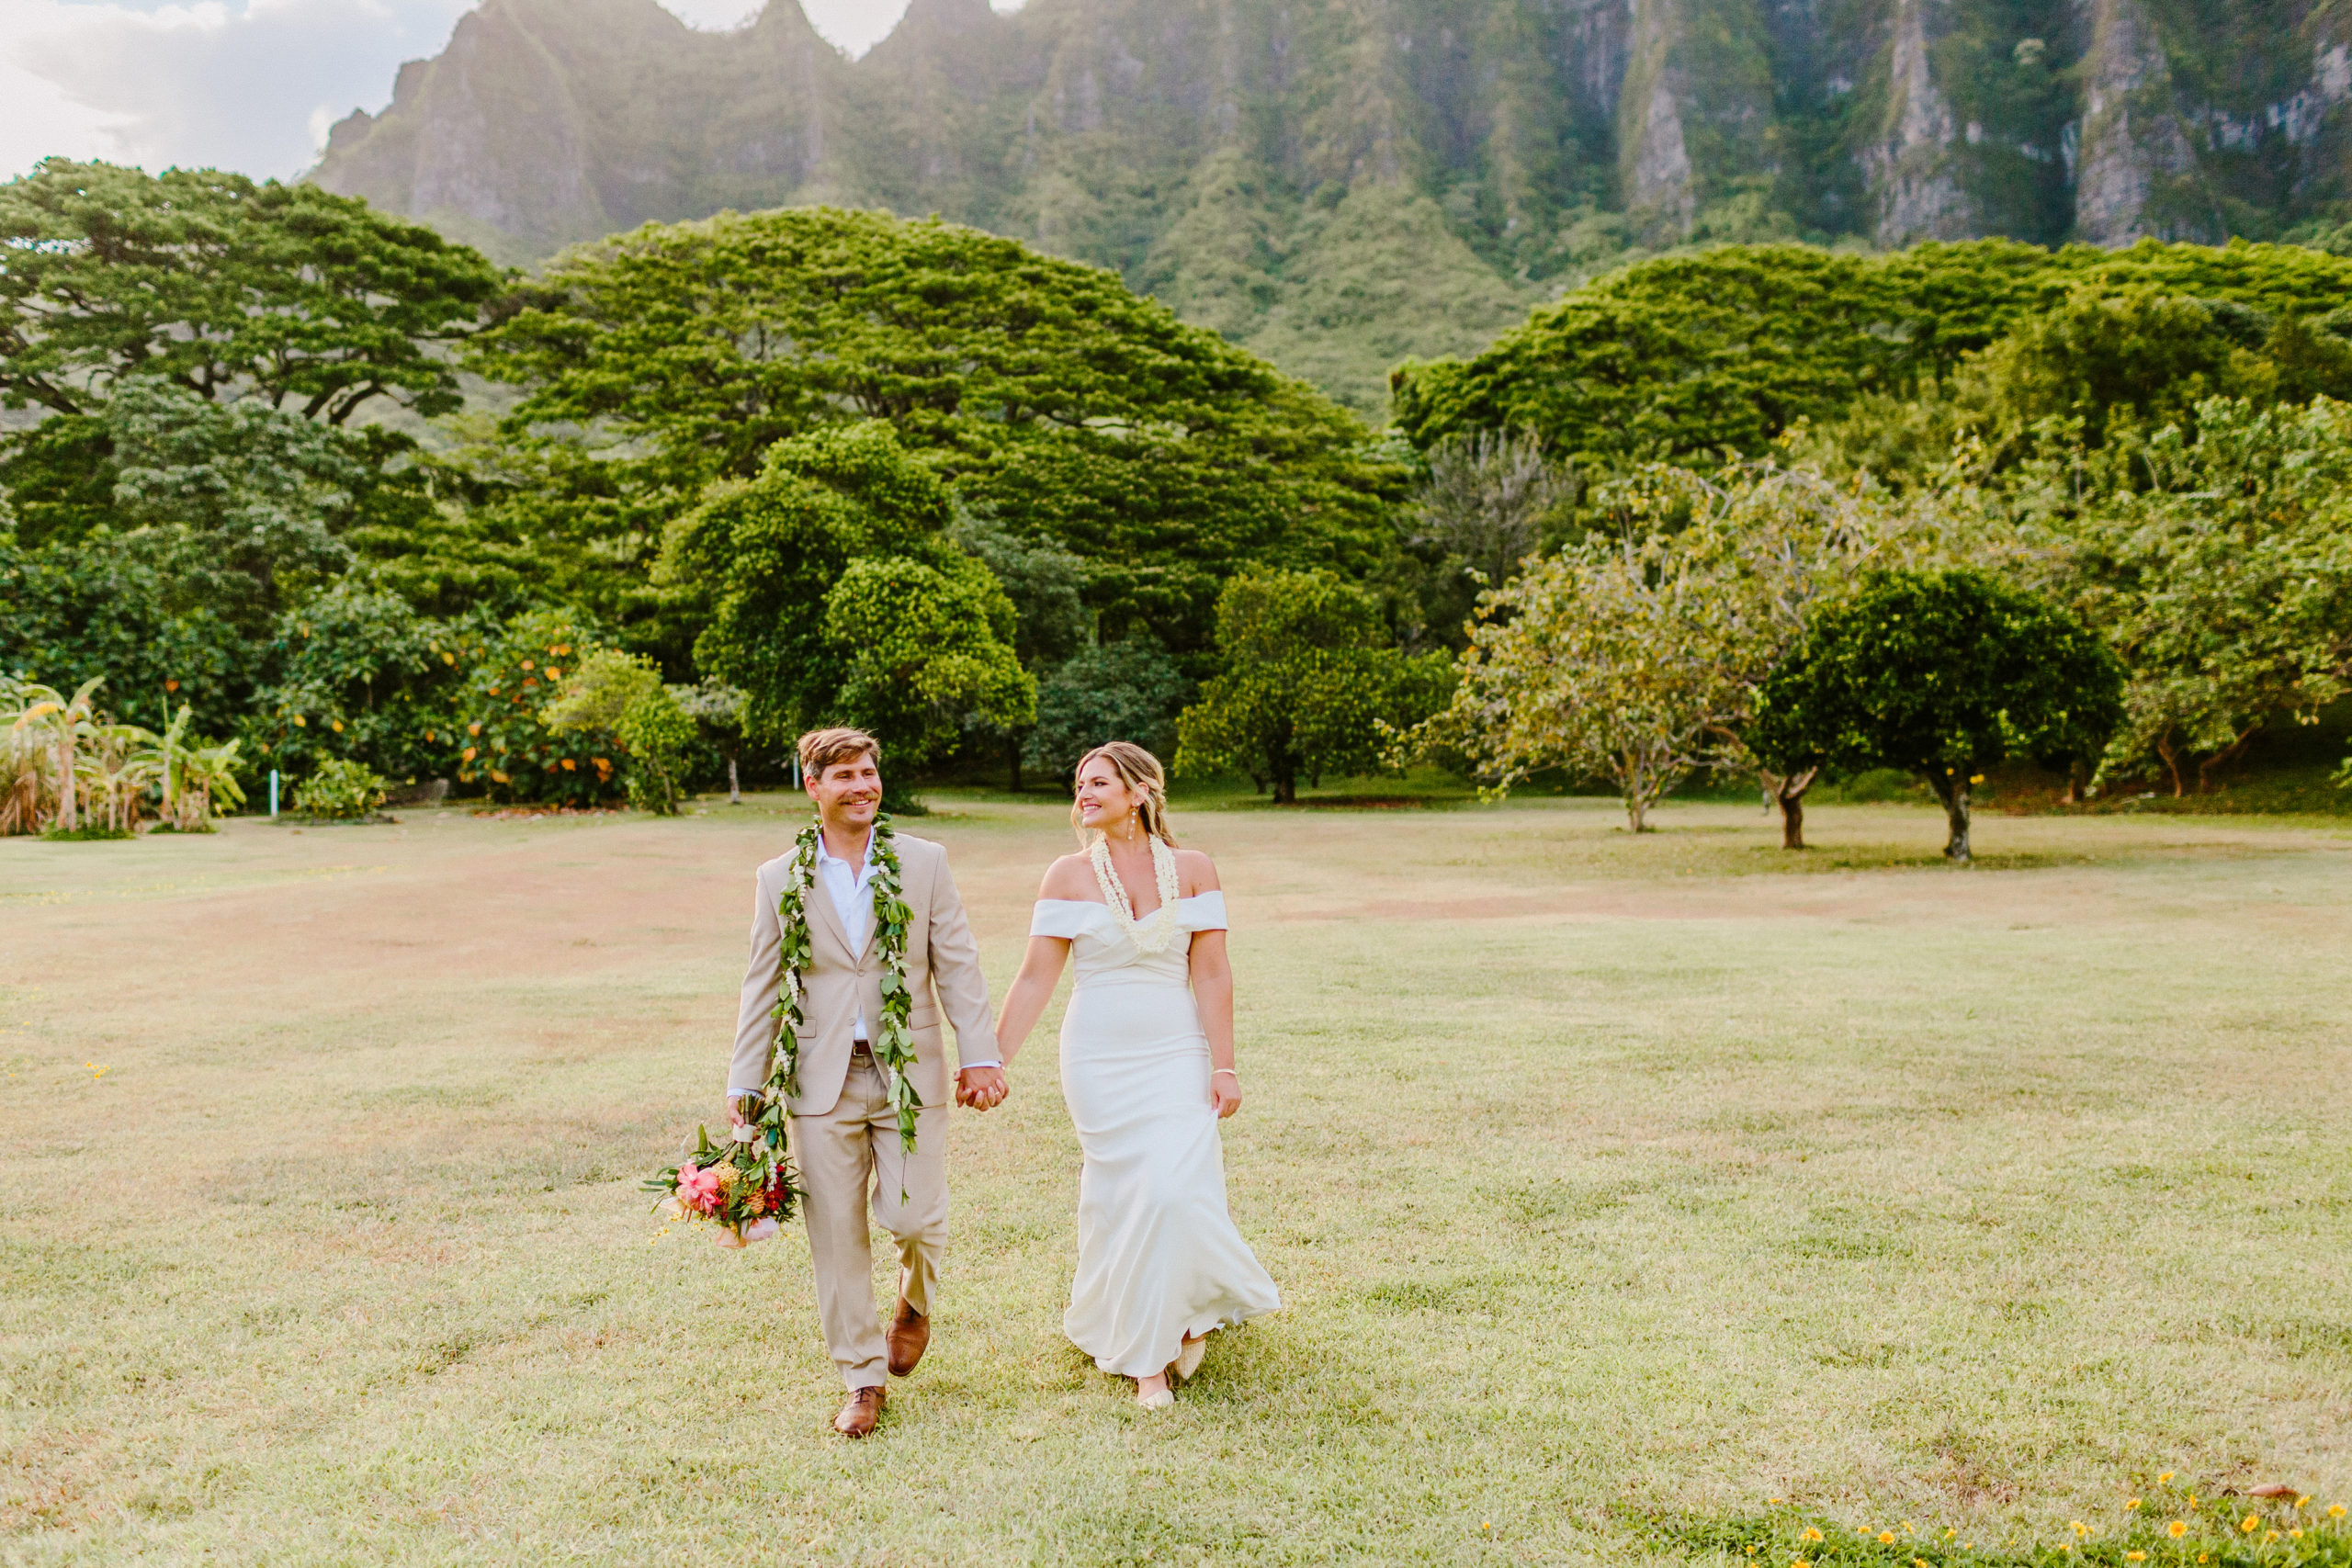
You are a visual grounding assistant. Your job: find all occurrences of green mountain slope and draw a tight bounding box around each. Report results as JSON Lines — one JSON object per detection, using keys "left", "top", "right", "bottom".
{"left": 312, "top": 0, "right": 2352, "bottom": 417}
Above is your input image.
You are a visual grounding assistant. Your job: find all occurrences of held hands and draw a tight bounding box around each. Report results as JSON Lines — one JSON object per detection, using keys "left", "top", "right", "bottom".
{"left": 956, "top": 1065, "right": 1010, "bottom": 1111}
{"left": 1210, "top": 1068, "right": 1241, "bottom": 1120}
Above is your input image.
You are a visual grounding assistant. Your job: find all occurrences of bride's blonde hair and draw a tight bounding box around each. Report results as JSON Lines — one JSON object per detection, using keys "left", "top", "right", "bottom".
{"left": 1070, "top": 741, "right": 1177, "bottom": 846}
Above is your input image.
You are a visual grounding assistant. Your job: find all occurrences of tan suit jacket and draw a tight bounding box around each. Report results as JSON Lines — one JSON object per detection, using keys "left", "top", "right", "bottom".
{"left": 729, "top": 831, "right": 999, "bottom": 1118}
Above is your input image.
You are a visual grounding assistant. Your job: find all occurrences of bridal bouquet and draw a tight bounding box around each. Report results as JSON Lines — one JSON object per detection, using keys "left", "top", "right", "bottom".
{"left": 644, "top": 1093, "right": 800, "bottom": 1248}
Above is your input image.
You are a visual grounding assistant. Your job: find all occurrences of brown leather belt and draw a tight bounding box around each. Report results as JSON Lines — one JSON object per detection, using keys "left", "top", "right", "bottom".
{"left": 851, "top": 1039, "right": 873, "bottom": 1059}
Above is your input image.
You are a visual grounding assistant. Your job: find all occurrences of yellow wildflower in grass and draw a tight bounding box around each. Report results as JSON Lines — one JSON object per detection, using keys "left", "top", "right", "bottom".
{"left": 2296, "top": 1496, "right": 2310, "bottom": 1509}
{"left": 2169, "top": 1522, "right": 2188, "bottom": 1538}
{"left": 1793, "top": 1560, "right": 1811, "bottom": 1568}
{"left": 1879, "top": 1531, "right": 1896, "bottom": 1544}
{"left": 2264, "top": 1530, "right": 2278, "bottom": 1543}
{"left": 1801, "top": 1527, "right": 1824, "bottom": 1543}
{"left": 2072, "top": 1521, "right": 2089, "bottom": 1538}
{"left": 2126, "top": 1554, "right": 2145, "bottom": 1563}
{"left": 2160, "top": 1472, "right": 2175, "bottom": 1484}
{"left": 2127, "top": 1499, "right": 2142, "bottom": 1510}
{"left": 2329, "top": 1505, "right": 2346, "bottom": 1519}
{"left": 2291, "top": 1529, "right": 2303, "bottom": 1540}
{"left": 2242, "top": 1515, "right": 2259, "bottom": 1533}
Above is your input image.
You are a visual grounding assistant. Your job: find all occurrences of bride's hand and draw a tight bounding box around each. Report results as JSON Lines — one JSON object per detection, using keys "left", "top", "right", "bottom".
{"left": 1210, "top": 1069, "right": 1241, "bottom": 1119}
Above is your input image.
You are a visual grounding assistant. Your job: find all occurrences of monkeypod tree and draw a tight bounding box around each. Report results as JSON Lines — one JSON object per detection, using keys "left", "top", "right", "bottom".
{"left": 0, "top": 159, "right": 502, "bottom": 424}
{"left": 471, "top": 207, "right": 1400, "bottom": 659}
{"left": 1749, "top": 570, "right": 2123, "bottom": 863}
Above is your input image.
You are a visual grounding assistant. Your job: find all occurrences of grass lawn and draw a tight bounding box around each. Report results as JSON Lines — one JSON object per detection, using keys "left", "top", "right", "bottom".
{"left": 3, "top": 793, "right": 2349, "bottom": 1564}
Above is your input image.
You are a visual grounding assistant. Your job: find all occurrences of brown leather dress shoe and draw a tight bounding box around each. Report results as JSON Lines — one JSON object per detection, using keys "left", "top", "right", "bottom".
{"left": 887, "top": 1300, "right": 930, "bottom": 1377}
{"left": 833, "top": 1385, "right": 885, "bottom": 1438}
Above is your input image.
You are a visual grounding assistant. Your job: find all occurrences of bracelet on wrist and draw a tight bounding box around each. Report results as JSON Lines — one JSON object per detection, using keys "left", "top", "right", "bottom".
{"left": 1212, "top": 1067, "right": 1238, "bottom": 1078}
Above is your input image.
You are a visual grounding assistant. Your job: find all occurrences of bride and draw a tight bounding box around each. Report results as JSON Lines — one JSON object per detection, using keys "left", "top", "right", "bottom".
{"left": 991, "top": 741, "right": 1281, "bottom": 1408}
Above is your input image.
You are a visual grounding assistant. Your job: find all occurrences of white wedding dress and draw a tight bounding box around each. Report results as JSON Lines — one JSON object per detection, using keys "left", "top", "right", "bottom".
{"left": 1030, "top": 891, "right": 1281, "bottom": 1377}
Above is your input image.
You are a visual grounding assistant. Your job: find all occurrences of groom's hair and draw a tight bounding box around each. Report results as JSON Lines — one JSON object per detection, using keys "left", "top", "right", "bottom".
{"left": 798, "top": 728, "right": 880, "bottom": 777}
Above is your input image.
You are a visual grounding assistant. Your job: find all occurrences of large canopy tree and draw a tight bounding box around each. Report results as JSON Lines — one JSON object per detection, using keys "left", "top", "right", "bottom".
{"left": 1389, "top": 238, "right": 2352, "bottom": 475}
{"left": 0, "top": 159, "right": 503, "bottom": 423}
{"left": 468, "top": 207, "right": 1407, "bottom": 659}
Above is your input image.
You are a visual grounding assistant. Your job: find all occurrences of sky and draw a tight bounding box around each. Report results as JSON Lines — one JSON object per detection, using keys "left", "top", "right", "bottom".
{"left": 0, "top": 0, "right": 956, "bottom": 183}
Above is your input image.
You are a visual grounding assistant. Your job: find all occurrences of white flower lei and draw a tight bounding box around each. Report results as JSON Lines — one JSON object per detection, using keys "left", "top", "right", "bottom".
{"left": 1089, "top": 832, "right": 1182, "bottom": 953}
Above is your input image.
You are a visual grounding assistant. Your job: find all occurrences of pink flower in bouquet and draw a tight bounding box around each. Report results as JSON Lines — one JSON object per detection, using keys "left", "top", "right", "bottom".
{"left": 675, "top": 1162, "right": 723, "bottom": 1213}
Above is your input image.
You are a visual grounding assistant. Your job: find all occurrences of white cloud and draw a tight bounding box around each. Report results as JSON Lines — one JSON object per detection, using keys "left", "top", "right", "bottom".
{"left": 1, "top": 0, "right": 475, "bottom": 180}
{"left": 0, "top": 0, "right": 1020, "bottom": 184}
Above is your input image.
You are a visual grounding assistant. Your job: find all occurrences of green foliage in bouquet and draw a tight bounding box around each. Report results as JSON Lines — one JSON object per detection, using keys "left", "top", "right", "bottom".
{"left": 642, "top": 1112, "right": 800, "bottom": 1247}
{"left": 292, "top": 756, "right": 387, "bottom": 820}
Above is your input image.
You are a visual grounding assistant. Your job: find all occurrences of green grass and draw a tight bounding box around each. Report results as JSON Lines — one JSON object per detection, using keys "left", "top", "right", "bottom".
{"left": 4, "top": 794, "right": 2350, "bottom": 1563}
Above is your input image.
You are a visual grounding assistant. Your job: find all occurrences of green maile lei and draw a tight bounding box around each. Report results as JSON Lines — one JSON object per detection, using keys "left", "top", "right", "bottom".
{"left": 767, "top": 813, "right": 921, "bottom": 1156}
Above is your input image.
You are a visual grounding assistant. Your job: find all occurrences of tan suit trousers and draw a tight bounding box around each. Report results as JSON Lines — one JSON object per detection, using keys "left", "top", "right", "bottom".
{"left": 796, "top": 1054, "right": 949, "bottom": 1390}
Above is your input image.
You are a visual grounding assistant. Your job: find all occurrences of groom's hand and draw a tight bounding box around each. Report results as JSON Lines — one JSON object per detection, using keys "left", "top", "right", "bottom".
{"left": 956, "top": 1066, "right": 1009, "bottom": 1111}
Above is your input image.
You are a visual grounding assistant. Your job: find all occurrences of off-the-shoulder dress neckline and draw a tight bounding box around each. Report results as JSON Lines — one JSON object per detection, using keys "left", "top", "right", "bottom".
{"left": 1034, "top": 892, "right": 1223, "bottom": 910}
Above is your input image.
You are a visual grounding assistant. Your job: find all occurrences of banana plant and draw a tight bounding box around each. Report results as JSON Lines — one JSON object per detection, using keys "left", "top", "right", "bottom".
{"left": 77, "top": 722, "right": 161, "bottom": 833}
{"left": 1, "top": 678, "right": 56, "bottom": 835}
{"left": 2, "top": 677, "right": 103, "bottom": 834}
{"left": 171, "top": 735, "right": 245, "bottom": 828}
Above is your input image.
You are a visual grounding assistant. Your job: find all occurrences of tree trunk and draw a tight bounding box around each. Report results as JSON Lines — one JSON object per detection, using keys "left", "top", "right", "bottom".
{"left": 2196, "top": 729, "right": 2256, "bottom": 795}
{"left": 2064, "top": 759, "right": 2087, "bottom": 806}
{"left": 1272, "top": 762, "right": 1297, "bottom": 804}
{"left": 1932, "top": 773, "right": 1973, "bottom": 863}
{"left": 56, "top": 730, "right": 75, "bottom": 832}
{"left": 1621, "top": 749, "right": 1652, "bottom": 832}
{"left": 727, "top": 755, "right": 741, "bottom": 805}
{"left": 2156, "top": 735, "right": 2187, "bottom": 798}
{"left": 1763, "top": 766, "right": 1816, "bottom": 850}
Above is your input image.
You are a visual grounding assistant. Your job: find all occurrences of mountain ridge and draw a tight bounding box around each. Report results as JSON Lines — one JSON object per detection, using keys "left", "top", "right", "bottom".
{"left": 312, "top": 0, "right": 2352, "bottom": 414}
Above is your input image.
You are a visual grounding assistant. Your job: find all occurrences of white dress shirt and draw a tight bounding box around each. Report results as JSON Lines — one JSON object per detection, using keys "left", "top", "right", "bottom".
{"left": 815, "top": 832, "right": 878, "bottom": 1039}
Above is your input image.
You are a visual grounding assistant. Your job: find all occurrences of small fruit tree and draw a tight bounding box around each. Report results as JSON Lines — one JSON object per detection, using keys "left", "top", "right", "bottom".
{"left": 1748, "top": 570, "right": 2123, "bottom": 862}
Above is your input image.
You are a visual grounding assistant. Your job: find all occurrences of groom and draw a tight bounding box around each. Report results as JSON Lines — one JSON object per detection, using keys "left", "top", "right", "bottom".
{"left": 727, "top": 728, "right": 1009, "bottom": 1438}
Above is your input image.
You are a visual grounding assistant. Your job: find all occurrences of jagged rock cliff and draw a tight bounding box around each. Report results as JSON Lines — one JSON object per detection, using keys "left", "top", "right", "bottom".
{"left": 312, "top": 0, "right": 2352, "bottom": 412}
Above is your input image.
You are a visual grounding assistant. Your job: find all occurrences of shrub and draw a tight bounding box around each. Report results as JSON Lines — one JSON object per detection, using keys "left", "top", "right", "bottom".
{"left": 1023, "top": 639, "right": 1194, "bottom": 782}
{"left": 544, "top": 648, "right": 695, "bottom": 814}
{"left": 295, "top": 757, "right": 387, "bottom": 819}
{"left": 452, "top": 610, "right": 625, "bottom": 807}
